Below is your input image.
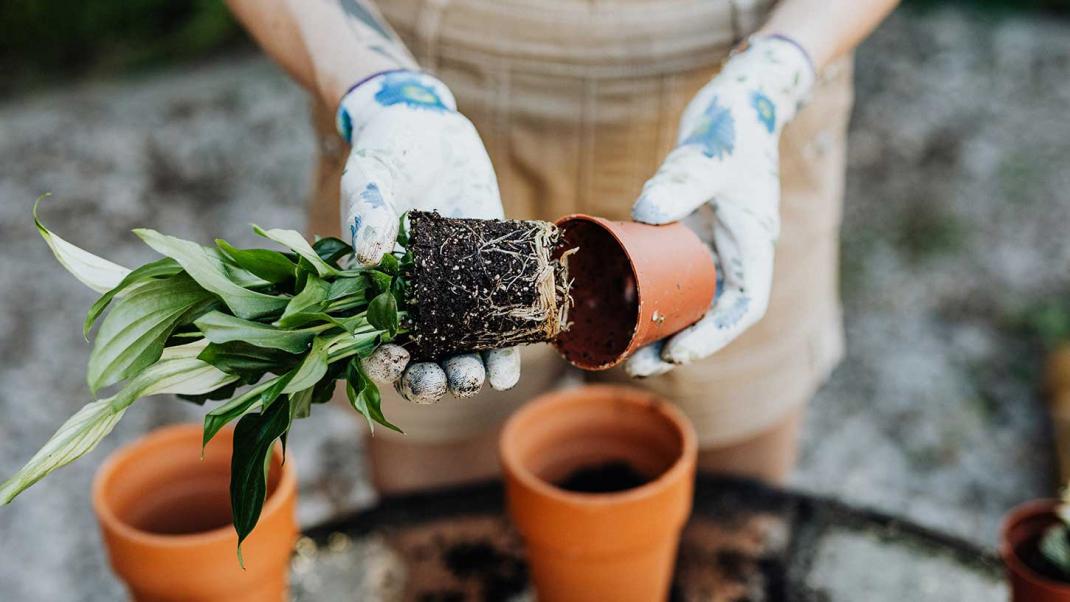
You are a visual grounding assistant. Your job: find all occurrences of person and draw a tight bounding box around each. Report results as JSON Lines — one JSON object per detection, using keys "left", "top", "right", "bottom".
{"left": 226, "top": 0, "right": 898, "bottom": 493}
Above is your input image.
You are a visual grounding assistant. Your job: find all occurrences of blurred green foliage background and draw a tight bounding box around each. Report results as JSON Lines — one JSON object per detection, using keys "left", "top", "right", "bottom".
{"left": 1, "top": 0, "right": 1067, "bottom": 97}
{"left": 0, "top": 0, "right": 245, "bottom": 96}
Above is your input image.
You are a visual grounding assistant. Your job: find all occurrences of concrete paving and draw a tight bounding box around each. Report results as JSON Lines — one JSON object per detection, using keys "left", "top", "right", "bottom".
{"left": 0, "top": 5, "right": 1067, "bottom": 599}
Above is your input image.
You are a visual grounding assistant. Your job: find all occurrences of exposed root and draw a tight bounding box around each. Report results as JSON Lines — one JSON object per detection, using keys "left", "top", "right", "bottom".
{"left": 406, "top": 212, "right": 575, "bottom": 359}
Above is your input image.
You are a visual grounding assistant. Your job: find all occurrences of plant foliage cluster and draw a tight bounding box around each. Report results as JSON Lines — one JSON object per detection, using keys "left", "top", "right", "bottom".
{"left": 1, "top": 199, "right": 411, "bottom": 561}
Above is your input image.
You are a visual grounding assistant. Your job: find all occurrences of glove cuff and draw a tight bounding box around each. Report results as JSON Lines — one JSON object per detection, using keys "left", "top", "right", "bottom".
{"left": 722, "top": 34, "right": 816, "bottom": 127}
{"left": 335, "top": 70, "right": 457, "bottom": 143}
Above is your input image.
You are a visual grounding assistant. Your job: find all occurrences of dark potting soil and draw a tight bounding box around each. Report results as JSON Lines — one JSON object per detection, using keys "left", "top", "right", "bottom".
{"left": 406, "top": 211, "right": 567, "bottom": 359}
{"left": 555, "top": 460, "right": 651, "bottom": 493}
{"left": 1017, "top": 535, "right": 1070, "bottom": 583}
{"left": 553, "top": 219, "right": 638, "bottom": 368}
{"left": 442, "top": 540, "right": 528, "bottom": 601}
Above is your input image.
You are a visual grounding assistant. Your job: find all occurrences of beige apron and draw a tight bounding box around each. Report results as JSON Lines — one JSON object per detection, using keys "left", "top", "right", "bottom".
{"left": 307, "top": 0, "right": 853, "bottom": 448}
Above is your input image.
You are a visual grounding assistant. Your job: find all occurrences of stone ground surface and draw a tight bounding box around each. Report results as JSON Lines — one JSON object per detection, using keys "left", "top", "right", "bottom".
{"left": 289, "top": 479, "right": 1007, "bottom": 601}
{"left": 0, "top": 5, "right": 1067, "bottom": 600}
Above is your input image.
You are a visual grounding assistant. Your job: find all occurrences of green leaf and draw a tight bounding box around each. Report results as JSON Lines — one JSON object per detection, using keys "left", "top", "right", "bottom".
{"left": 88, "top": 273, "right": 216, "bottom": 392}
{"left": 266, "top": 311, "right": 336, "bottom": 331}
{"left": 326, "top": 276, "right": 367, "bottom": 302}
{"left": 1, "top": 355, "right": 236, "bottom": 504}
{"left": 216, "top": 240, "right": 296, "bottom": 284}
{"left": 34, "top": 196, "right": 130, "bottom": 294}
{"left": 310, "top": 365, "right": 344, "bottom": 405}
{"left": 134, "top": 229, "right": 288, "bottom": 319}
{"left": 197, "top": 341, "right": 301, "bottom": 381}
{"left": 230, "top": 398, "right": 290, "bottom": 565}
{"left": 1042, "top": 525, "right": 1070, "bottom": 579}
{"left": 194, "top": 311, "right": 319, "bottom": 354}
{"left": 178, "top": 380, "right": 241, "bottom": 405}
{"left": 324, "top": 330, "right": 382, "bottom": 363}
{"left": 378, "top": 253, "right": 399, "bottom": 275}
{"left": 290, "top": 388, "right": 314, "bottom": 421}
{"left": 366, "top": 291, "right": 399, "bottom": 336}
{"left": 396, "top": 212, "right": 410, "bottom": 247}
{"left": 258, "top": 370, "right": 297, "bottom": 409}
{"left": 220, "top": 261, "right": 272, "bottom": 289}
{"left": 201, "top": 377, "right": 279, "bottom": 448}
{"left": 84, "top": 258, "right": 182, "bottom": 339}
{"left": 312, "top": 237, "right": 351, "bottom": 265}
{"left": 252, "top": 226, "right": 338, "bottom": 278}
{"left": 390, "top": 274, "right": 406, "bottom": 301}
{"left": 281, "top": 338, "right": 329, "bottom": 394}
{"left": 368, "top": 271, "right": 393, "bottom": 294}
{"left": 274, "top": 276, "right": 329, "bottom": 328}
{"left": 345, "top": 359, "right": 402, "bottom": 434}
{"left": 0, "top": 398, "right": 127, "bottom": 505}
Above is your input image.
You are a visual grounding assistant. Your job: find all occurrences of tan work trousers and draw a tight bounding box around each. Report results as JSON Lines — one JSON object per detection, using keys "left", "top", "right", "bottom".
{"left": 307, "top": 0, "right": 854, "bottom": 450}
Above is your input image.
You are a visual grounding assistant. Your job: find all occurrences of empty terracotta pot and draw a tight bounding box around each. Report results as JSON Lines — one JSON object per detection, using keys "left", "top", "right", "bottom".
{"left": 500, "top": 384, "right": 697, "bottom": 601}
{"left": 92, "top": 424, "right": 297, "bottom": 602}
{"left": 1001, "top": 499, "right": 1070, "bottom": 602}
{"left": 553, "top": 214, "right": 717, "bottom": 370}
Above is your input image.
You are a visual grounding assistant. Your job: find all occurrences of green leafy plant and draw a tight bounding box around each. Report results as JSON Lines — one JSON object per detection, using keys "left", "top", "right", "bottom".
{"left": 2, "top": 200, "right": 577, "bottom": 565}
{"left": 1, "top": 198, "right": 411, "bottom": 561}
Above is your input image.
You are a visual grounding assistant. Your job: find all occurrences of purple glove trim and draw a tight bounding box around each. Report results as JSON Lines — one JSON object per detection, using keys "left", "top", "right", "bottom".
{"left": 760, "top": 33, "right": 817, "bottom": 76}
{"left": 338, "top": 68, "right": 418, "bottom": 103}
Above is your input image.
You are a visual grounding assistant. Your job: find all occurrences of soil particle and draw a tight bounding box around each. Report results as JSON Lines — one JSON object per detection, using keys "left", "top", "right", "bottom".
{"left": 555, "top": 460, "right": 650, "bottom": 493}
{"left": 442, "top": 540, "right": 528, "bottom": 601}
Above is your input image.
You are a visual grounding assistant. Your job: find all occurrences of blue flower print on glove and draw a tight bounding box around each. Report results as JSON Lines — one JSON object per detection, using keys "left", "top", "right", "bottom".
{"left": 681, "top": 98, "right": 736, "bottom": 160}
{"left": 374, "top": 73, "right": 450, "bottom": 111}
{"left": 751, "top": 91, "right": 776, "bottom": 134}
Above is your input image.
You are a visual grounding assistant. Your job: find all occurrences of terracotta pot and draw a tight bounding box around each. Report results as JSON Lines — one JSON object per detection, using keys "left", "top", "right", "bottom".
{"left": 500, "top": 384, "right": 697, "bottom": 601}
{"left": 92, "top": 424, "right": 297, "bottom": 602}
{"left": 1001, "top": 499, "right": 1070, "bottom": 602}
{"left": 553, "top": 214, "right": 716, "bottom": 370}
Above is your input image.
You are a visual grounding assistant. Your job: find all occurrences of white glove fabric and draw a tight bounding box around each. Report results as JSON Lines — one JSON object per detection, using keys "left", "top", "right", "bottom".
{"left": 626, "top": 36, "right": 816, "bottom": 378}
{"left": 337, "top": 70, "right": 520, "bottom": 402}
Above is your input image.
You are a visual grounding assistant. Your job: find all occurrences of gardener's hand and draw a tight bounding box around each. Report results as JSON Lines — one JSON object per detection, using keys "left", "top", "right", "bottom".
{"left": 338, "top": 70, "right": 519, "bottom": 402}
{"left": 625, "top": 36, "right": 816, "bottom": 378}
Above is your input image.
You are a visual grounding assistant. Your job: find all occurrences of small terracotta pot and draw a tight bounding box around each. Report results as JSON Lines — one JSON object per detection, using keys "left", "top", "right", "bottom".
{"left": 500, "top": 385, "right": 697, "bottom": 601}
{"left": 1001, "top": 499, "right": 1070, "bottom": 602}
{"left": 92, "top": 424, "right": 297, "bottom": 602}
{"left": 553, "top": 214, "right": 716, "bottom": 370}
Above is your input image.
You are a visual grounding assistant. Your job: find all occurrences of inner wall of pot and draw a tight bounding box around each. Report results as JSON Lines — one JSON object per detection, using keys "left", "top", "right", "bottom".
{"left": 554, "top": 220, "right": 639, "bottom": 368}
{"left": 516, "top": 398, "right": 684, "bottom": 489}
{"left": 101, "top": 434, "right": 283, "bottom": 536}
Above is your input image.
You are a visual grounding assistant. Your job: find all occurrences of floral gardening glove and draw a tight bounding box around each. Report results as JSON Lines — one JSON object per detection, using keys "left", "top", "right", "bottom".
{"left": 625, "top": 36, "right": 816, "bottom": 377}
{"left": 337, "top": 70, "right": 520, "bottom": 402}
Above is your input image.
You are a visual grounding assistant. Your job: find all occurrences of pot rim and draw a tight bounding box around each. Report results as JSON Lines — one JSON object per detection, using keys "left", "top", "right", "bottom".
{"left": 91, "top": 423, "right": 296, "bottom": 548}
{"left": 1000, "top": 498, "right": 1070, "bottom": 591}
{"left": 500, "top": 384, "right": 697, "bottom": 506}
{"left": 553, "top": 214, "right": 643, "bottom": 370}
